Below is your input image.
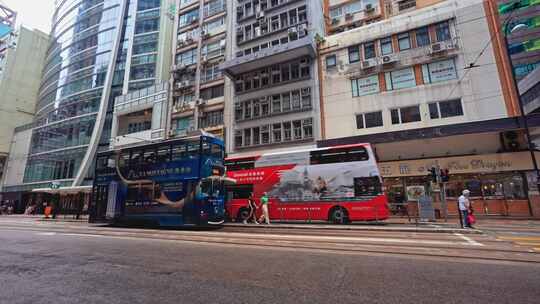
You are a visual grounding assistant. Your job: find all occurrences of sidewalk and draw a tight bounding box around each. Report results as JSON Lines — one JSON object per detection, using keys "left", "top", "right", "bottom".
{"left": 2, "top": 214, "right": 538, "bottom": 234}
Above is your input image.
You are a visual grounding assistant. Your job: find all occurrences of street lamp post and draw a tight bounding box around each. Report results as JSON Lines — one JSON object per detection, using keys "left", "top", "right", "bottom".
{"left": 503, "top": 21, "right": 537, "bottom": 216}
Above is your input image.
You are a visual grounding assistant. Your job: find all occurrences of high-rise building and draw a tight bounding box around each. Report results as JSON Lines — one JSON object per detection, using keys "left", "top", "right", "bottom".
{"left": 167, "top": 0, "right": 228, "bottom": 141}
{"left": 497, "top": 0, "right": 540, "bottom": 81}
{"left": 221, "top": 0, "right": 325, "bottom": 156}
{"left": 1, "top": 0, "right": 173, "bottom": 205}
{"left": 0, "top": 26, "right": 50, "bottom": 190}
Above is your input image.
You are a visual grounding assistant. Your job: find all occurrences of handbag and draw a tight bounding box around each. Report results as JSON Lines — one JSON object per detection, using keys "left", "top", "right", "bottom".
{"left": 467, "top": 213, "right": 476, "bottom": 225}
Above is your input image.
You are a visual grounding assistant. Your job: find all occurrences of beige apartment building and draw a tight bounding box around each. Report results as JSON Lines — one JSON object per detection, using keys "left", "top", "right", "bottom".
{"left": 318, "top": 0, "right": 540, "bottom": 217}
{"left": 0, "top": 27, "right": 49, "bottom": 182}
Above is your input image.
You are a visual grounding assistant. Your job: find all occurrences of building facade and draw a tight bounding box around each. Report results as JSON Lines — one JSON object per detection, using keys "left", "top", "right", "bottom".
{"left": 497, "top": 0, "right": 540, "bottom": 82}
{"left": 0, "top": 27, "right": 50, "bottom": 184}
{"left": 167, "top": 0, "right": 228, "bottom": 141}
{"left": 221, "top": 0, "right": 325, "bottom": 156}
{"left": 1, "top": 0, "right": 173, "bottom": 209}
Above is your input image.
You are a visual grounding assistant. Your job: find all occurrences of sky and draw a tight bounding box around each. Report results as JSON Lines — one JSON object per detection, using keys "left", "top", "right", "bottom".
{"left": 1, "top": 0, "right": 55, "bottom": 33}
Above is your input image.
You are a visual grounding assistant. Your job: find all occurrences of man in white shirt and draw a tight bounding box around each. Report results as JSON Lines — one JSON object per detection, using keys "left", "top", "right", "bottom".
{"left": 458, "top": 189, "right": 471, "bottom": 228}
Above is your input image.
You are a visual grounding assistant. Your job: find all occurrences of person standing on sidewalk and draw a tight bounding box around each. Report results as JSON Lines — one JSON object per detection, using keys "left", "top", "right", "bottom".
{"left": 258, "top": 192, "right": 270, "bottom": 224}
{"left": 458, "top": 190, "right": 471, "bottom": 228}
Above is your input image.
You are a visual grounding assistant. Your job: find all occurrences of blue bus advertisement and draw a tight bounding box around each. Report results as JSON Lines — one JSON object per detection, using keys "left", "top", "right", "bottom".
{"left": 89, "top": 134, "right": 233, "bottom": 226}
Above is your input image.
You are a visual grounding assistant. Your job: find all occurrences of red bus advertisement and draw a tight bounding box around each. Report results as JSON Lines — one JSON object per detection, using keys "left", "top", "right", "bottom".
{"left": 225, "top": 143, "right": 389, "bottom": 224}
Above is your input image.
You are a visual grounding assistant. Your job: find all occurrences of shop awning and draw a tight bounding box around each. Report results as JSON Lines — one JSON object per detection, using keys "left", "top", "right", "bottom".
{"left": 31, "top": 186, "right": 92, "bottom": 194}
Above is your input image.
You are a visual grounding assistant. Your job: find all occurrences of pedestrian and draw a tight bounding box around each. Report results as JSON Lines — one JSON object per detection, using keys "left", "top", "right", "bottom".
{"left": 244, "top": 195, "right": 258, "bottom": 224}
{"left": 458, "top": 189, "right": 471, "bottom": 228}
{"left": 258, "top": 192, "right": 270, "bottom": 224}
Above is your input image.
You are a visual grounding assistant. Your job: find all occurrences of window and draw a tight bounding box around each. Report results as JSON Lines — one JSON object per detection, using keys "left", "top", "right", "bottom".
{"left": 364, "top": 42, "right": 376, "bottom": 59}
{"left": 415, "top": 26, "right": 430, "bottom": 47}
{"left": 435, "top": 21, "right": 451, "bottom": 42}
{"left": 398, "top": 32, "right": 411, "bottom": 51}
{"left": 179, "top": 9, "right": 199, "bottom": 27}
{"left": 234, "top": 130, "right": 243, "bottom": 147}
{"left": 422, "top": 59, "right": 457, "bottom": 84}
{"left": 385, "top": 67, "right": 416, "bottom": 90}
{"left": 293, "top": 120, "right": 302, "bottom": 140}
{"left": 356, "top": 111, "right": 383, "bottom": 129}
{"left": 429, "top": 99, "right": 463, "bottom": 119}
{"left": 351, "top": 75, "right": 380, "bottom": 97}
{"left": 329, "top": 7, "right": 342, "bottom": 18}
{"left": 398, "top": 0, "right": 416, "bottom": 11}
{"left": 273, "top": 123, "right": 282, "bottom": 142}
{"left": 310, "top": 146, "right": 369, "bottom": 165}
{"left": 326, "top": 55, "right": 337, "bottom": 68}
{"left": 283, "top": 122, "right": 292, "bottom": 141}
{"left": 176, "top": 48, "right": 197, "bottom": 65}
{"left": 345, "top": 1, "right": 362, "bottom": 14}
{"left": 354, "top": 177, "right": 382, "bottom": 196}
{"left": 199, "top": 110, "right": 223, "bottom": 128}
{"left": 349, "top": 46, "right": 361, "bottom": 63}
{"left": 303, "top": 118, "right": 313, "bottom": 138}
{"left": 200, "top": 84, "right": 224, "bottom": 100}
{"left": 391, "top": 105, "right": 421, "bottom": 124}
{"left": 380, "top": 37, "right": 393, "bottom": 55}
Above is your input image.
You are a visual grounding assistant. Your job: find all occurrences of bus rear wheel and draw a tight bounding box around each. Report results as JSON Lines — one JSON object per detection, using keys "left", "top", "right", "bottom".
{"left": 237, "top": 208, "right": 250, "bottom": 223}
{"left": 329, "top": 207, "right": 349, "bottom": 224}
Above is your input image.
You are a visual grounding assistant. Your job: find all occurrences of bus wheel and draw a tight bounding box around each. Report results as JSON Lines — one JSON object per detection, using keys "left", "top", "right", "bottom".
{"left": 237, "top": 208, "right": 250, "bottom": 223}
{"left": 329, "top": 207, "right": 349, "bottom": 224}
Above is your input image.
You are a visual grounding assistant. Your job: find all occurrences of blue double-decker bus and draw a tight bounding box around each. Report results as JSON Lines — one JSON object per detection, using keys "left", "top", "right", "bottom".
{"left": 89, "top": 134, "right": 232, "bottom": 226}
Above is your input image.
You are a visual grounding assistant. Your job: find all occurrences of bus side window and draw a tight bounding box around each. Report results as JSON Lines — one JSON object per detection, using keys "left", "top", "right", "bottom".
{"left": 354, "top": 177, "right": 382, "bottom": 196}
{"left": 130, "top": 150, "right": 142, "bottom": 166}
{"left": 119, "top": 152, "right": 130, "bottom": 169}
{"left": 144, "top": 148, "right": 156, "bottom": 163}
{"left": 157, "top": 145, "right": 171, "bottom": 162}
{"left": 187, "top": 141, "right": 199, "bottom": 159}
{"left": 172, "top": 143, "right": 187, "bottom": 160}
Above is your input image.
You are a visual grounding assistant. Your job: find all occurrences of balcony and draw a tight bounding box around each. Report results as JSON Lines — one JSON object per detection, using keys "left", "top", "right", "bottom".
{"left": 221, "top": 35, "right": 315, "bottom": 77}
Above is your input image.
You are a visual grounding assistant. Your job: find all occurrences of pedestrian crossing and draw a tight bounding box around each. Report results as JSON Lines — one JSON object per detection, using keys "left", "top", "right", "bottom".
{"left": 497, "top": 235, "right": 540, "bottom": 252}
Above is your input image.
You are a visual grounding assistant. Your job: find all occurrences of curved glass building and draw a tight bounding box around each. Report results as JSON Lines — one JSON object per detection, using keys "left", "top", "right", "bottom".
{"left": 23, "top": 0, "right": 170, "bottom": 189}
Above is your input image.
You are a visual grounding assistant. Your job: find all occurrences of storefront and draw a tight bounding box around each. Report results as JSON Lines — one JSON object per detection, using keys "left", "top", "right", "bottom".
{"left": 379, "top": 151, "right": 538, "bottom": 217}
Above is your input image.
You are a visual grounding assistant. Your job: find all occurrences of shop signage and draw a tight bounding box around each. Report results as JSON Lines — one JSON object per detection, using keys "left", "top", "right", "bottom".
{"left": 379, "top": 151, "right": 539, "bottom": 178}
{"left": 428, "top": 59, "right": 457, "bottom": 83}
{"left": 389, "top": 67, "right": 416, "bottom": 90}
{"left": 354, "top": 75, "right": 380, "bottom": 96}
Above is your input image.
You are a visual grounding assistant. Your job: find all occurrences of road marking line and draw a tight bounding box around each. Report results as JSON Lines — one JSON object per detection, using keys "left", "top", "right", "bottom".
{"left": 498, "top": 236, "right": 540, "bottom": 241}
{"left": 516, "top": 242, "right": 540, "bottom": 246}
{"left": 453, "top": 233, "right": 483, "bottom": 246}
{"left": 35, "top": 232, "right": 56, "bottom": 236}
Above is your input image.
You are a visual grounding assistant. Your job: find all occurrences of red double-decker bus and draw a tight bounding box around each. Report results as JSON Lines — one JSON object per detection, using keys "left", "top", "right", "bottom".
{"left": 225, "top": 143, "right": 389, "bottom": 224}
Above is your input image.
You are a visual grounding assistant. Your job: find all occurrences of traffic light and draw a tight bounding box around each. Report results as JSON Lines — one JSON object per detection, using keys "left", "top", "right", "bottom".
{"left": 441, "top": 168, "right": 450, "bottom": 182}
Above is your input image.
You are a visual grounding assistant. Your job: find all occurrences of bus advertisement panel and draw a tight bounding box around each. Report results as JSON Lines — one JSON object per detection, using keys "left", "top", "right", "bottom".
{"left": 225, "top": 144, "right": 389, "bottom": 223}
{"left": 90, "top": 135, "right": 230, "bottom": 226}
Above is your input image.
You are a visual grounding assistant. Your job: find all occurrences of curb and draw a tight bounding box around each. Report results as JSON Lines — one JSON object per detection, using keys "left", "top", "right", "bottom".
{"left": 223, "top": 223, "right": 483, "bottom": 234}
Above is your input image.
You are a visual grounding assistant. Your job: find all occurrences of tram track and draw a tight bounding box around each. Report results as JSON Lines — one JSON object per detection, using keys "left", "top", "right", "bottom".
{"left": 1, "top": 222, "right": 538, "bottom": 264}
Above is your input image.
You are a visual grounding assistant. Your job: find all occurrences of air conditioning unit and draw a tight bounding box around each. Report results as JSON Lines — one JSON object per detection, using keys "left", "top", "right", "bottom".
{"left": 219, "top": 40, "right": 226, "bottom": 48}
{"left": 345, "top": 13, "right": 353, "bottom": 20}
{"left": 361, "top": 58, "right": 378, "bottom": 69}
{"left": 201, "top": 30, "right": 209, "bottom": 38}
{"left": 168, "top": 129, "right": 176, "bottom": 136}
{"left": 430, "top": 42, "right": 447, "bottom": 54}
{"left": 260, "top": 96, "right": 268, "bottom": 102}
{"left": 185, "top": 35, "right": 193, "bottom": 42}
{"left": 236, "top": 6, "right": 243, "bottom": 13}
{"left": 331, "top": 18, "right": 340, "bottom": 25}
{"left": 236, "top": 26, "right": 243, "bottom": 34}
{"left": 381, "top": 54, "right": 398, "bottom": 65}
{"left": 177, "top": 39, "right": 185, "bottom": 47}
{"left": 201, "top": 55, "right": 208, "bottom": 64}
{"left": 196, "top": 99, "right": 207, "bottom": 106}
{"left": 301, "top": 87, "right": 311, "bottom": 96}
{"left": 365, "top": 4, "right": 374, "bottom": 13}
{"left": 256, "top": 11, "right": 265, "bottom": 19}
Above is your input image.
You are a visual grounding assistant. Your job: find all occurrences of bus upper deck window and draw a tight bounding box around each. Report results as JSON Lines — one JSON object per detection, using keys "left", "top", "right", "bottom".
{"left": 172, "top": 143, "right": 187, "bottom": 160}
{"left": 144, "top": 149, "right": 156, "bottom": 163}
{"left": 157, "top": 146, "right": 171, "bottom": 162}
{"left": 130, "top": 150, "right": 142, "bottom": 166}
{"left": 211, "top": 143, "right": 223, "bottom": 159}
{"left": 187, "top": 142, "right": 199, "bottom": 158}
